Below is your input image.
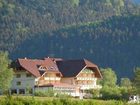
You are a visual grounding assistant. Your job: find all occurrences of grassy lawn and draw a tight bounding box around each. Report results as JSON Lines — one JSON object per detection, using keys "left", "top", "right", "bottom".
{"left": 0, "top": 95, "right": 134, "bottom": 105}
{"left": 0, "top": 95, "right": 54, "bottom": 100}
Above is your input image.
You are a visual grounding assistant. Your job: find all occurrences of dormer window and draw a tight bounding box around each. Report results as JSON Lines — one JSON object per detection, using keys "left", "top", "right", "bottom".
{"left": 38, "top": 66, "right": 46, "bottom": 71}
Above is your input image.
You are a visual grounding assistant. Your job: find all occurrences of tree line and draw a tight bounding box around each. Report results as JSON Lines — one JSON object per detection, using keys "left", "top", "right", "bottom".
{"left": 11, "top": 15, "right": 140, "bottom": 79}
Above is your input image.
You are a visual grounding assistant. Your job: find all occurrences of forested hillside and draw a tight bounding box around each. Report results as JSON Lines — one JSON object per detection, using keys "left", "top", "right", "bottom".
{"left": 11, "top": 15, "right": 140, "bottom": 79}
{"left": 0, "top": 0, "right": 140, "bottom": 79}
{"left": 0, "top": 0, "right": 139, "bottom": 51}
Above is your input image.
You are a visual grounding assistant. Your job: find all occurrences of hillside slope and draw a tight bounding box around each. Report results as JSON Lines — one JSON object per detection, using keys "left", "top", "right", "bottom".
{"left": 0, "top": 0, "right": 140, "bottom": 79}
{"left": 0, "top": 0, "right": 139, "bottom": 52}
{"left": 11, "top": 15, "right": 140, "bottom": 79}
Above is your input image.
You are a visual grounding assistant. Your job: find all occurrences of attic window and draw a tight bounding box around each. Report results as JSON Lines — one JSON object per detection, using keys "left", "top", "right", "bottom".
{"left": 38, "top": 66, "right": 46, "bottom": 71}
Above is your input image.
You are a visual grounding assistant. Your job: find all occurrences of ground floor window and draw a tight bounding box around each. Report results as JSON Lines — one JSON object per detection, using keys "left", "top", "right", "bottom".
{"left": 19, "top": 89, "right": 25, "bottom": 94}
{"left": 11, "top": 89, "right": 17, "bottom": 94}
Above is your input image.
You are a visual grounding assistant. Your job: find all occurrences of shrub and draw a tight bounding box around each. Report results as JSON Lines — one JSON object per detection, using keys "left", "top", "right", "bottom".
{"left": 86, "top": 89, "right": 101, "bottom": 99}
{"left": 55, "top": 93, "right": 71, "bottom": 98}
{"left": 34, "top": 90, "right": 54, "bottom": 97}
{"left": 119, "top": 87, "right": 129, "bottom": 100}
{"left": 100, "top": 86, "right": 122, "bottom": 100}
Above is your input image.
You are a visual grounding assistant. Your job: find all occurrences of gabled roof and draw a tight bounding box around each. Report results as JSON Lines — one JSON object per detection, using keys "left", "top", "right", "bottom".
{"left": 56, "top": 60, "right": 85, "bottom": 77}
{"left": 56, "top": 59, "right": 102, "bottom": 78}
{"left": 15, "top": 58, "right": 60, "bottom": 77}
{"left": 18, "top": 59, "right": 41, "bottom": 77}
{"left": 12, "top": 57, "right": 102, "bottom": 78}
{"left": 84, "top": 59, "right": 102, "bottom": 78}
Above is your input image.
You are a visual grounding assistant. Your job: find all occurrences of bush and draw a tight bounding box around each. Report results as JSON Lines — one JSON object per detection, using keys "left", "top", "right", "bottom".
{"left": 55, "top": 93, "right": 71, "bottom": 98}
{"left": 86, "top": 89, "right": 101, "bottom": 99}
{"left": 100, "top": 86, "right": 122, "bottom": 100}
{"left": 34, "top": 90, "right": 54, "bottom": 97}
{"left": 119, "top": 87, "right": 129, "bottom": 100}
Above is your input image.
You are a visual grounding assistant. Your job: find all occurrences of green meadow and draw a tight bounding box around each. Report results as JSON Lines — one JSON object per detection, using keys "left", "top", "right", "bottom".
{"left": 0, "top": 96, "right": 139, "bottom": 105}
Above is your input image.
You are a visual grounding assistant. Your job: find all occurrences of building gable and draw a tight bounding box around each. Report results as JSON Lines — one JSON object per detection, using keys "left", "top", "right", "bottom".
{"left": 56, "top": 59, "right": 102, "bottom": 78}
{"left": 12, "top": 58, "right": 102, "bottom": 78}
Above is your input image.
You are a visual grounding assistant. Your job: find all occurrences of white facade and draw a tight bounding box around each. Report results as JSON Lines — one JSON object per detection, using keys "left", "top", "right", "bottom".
{"left": 11, "top": 71, "right": 36, "bottom": 94}
{"left": 10, "top": 69, "right": 101, "bottom": 96}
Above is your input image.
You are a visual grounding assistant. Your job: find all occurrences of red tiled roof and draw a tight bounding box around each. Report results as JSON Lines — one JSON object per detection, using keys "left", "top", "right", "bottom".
{"left": 14, "top": 57, "right": 102, "bottom": 78}
{"left": 17, "top": 58, "right": 60, "bottom": 77}
{"left": 18, "top": 59, "right": 41, "bottom": 77}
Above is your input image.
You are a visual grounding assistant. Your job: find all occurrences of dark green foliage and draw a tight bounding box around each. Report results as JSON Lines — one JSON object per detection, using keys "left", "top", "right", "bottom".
{"left": 9, "top": 15, "right": 140, "bottom": 79}
{"left": 0, "top": 0, "right": 139, "bottom": 52}
{"left": 0, "top": 0, "right": 140, "bottom": 79}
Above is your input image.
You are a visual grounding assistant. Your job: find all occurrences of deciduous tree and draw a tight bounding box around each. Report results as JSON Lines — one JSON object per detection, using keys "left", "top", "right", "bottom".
{"left": 0, "top": 51, "right": 13, "bottom": 93}
{"left": 100, "top": 68, "right": 117, "bottom": 87}
{"left": 120, "top": 77, "right": 132, "bottom": 88}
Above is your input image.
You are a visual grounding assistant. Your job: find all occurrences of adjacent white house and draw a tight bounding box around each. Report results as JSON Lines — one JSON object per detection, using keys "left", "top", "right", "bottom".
{"left": 11, "top": 57, "right": 102, "bottom": 96}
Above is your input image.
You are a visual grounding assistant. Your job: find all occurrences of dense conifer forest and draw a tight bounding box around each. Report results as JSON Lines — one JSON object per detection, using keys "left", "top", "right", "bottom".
{"left": 0, "top": 0, "right": 140, "bottom": 79}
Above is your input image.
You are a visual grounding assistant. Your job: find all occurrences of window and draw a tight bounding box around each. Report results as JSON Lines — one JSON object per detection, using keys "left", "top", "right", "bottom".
{"left": 26, "top": 73, "right": 32, "bottom": 77}
{"left": 11, "top": 89, "right": 17, "bottom": 94}
{"left": 17, "top": 81, "right": 21, "bottom": 86}
{"left": 19, "top": 89, "right": 25, "bottom": 94}
{"left": 38, "top": 66, "right": 46, "bottom": 71}
{"left": 16, "top": 74, "right": 21, "bottom": 78}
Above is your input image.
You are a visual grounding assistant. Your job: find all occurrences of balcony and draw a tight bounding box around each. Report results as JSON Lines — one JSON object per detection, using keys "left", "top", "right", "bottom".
{"left": 80, "top": 85, "right": 102, "bottom": 90}
{"left": 77, "top": 77, "right": 97, "bottom": 81}
{"left": 44, "top": 77, "right": 61, "bottom": 81}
